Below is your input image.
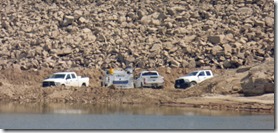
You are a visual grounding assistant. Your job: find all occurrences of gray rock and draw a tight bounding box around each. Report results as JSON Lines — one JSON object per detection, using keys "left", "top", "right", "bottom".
{"left": 211, "top": 45, "right": 223, "bottom": 55}
{"left": 62, "top": 16, "right": 74, "bottom": 26}
{"left": 208, "top": 35, "right": 225, "bottom": 44}
{"left": 265, "top": 17, "right": 274, "bottom": 27}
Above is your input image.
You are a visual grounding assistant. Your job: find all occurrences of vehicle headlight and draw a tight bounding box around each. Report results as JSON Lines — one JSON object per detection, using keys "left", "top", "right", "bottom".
{"left": 55, "top": 82, "right": 61, "bottom": 86}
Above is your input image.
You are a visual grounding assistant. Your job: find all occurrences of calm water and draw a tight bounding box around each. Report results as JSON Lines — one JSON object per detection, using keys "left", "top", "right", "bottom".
{"left": 0, "top": 102, "right": 274, "bottom": 129}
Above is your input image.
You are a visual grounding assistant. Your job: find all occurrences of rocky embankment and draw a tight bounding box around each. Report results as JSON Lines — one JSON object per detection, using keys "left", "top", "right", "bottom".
{"left": 0, "top": 0, "right": 274, "bottom": 70}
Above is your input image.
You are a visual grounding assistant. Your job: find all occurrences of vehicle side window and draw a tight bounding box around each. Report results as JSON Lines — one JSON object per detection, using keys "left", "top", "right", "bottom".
{"left": 206, "top": 71, "right": 211, "bottom": 76}
{"left": 66, "top": 74, "right": 71, "bottom": 79}
{"left": 198, "top": 71, "right": 205, "bottom": 76}
{"left": 71, "top": 74, "right": 76, "bottom": 79}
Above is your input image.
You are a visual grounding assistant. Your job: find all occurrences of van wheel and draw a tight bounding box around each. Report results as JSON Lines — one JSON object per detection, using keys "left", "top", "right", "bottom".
{"left": 190, "top": 81, "right": 197, "bottom": 87}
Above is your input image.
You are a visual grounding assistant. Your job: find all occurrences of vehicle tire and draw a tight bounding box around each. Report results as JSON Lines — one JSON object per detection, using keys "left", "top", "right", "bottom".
{"left": 140, "top": 83, "right": 144, "bottom": 89}
{"left": 61, "top": 84, "right": 65, "bottom": 89}
{"left": 134, "top": 83, "right": 136, "bottom": 88}
{"left": 101, "top": 82, "right": 103, "bottom": 87}
{"left": 82, "top": 83, "right": 86, "bottom": 87}
{"left": 190, "top": 81, "right": 197, "bottom": 87}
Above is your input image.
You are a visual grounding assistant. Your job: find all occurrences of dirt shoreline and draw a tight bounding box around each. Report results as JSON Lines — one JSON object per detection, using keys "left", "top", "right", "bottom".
{"left": 0, "top": 61, "right": 274, "bottom": 114}
{"left": 0, "top": 85, "right": 274, "bottom": 114}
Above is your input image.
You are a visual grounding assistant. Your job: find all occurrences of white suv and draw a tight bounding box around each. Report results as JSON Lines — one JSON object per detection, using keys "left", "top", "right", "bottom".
{"left": 175, "top": 70, "right": 214, "bottom": 89}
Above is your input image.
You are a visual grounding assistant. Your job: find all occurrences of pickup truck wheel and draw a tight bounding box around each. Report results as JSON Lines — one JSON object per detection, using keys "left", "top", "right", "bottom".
{"left": 82, "top": 83, "right": 86, "bottom": 87}
{"left": 61, "top": 84, "right": 65, "bottom": 89}
{"left": 140, "top": 83, "right": 144, "bottom": 89}
{"left": 190, "top": 81, "right": 197, "bottom": 87}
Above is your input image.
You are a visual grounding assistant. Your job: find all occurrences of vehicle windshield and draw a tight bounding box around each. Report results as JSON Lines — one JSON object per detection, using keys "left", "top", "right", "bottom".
{"left": 142, "top": 72, "right": 158, "bottom": 76}
{"left": 187, "top": 72, "right": 198, "bottom": 76}
{"left": 50, "top": 74, "right": 66, "bottom": 79}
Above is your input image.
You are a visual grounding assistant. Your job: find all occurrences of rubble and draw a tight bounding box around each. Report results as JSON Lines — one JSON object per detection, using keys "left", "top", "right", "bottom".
{"left": 0, "top": 0, "right": 274, "bottom": 70}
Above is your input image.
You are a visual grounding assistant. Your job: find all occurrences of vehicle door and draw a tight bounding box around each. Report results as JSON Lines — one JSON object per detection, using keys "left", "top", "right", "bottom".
{"left": 205, "top": 71, "right": 213, "bottom": 79}
{"left": 197, "top": 71, "right": 206, "bottom": 82}
{"left": 134, "top": 74, "right": 141, "bottom": 87}
{"left": 71, "top": 74, "right": 78, "bottom": 86}
{"left": 65, "top": 74, "right": 72, "bottom": 86}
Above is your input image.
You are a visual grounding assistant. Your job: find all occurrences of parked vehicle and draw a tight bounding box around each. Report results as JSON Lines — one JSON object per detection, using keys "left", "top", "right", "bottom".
{"left": 42, "top": 72, "right": 89, "bottom": 87}
{"left": 175, "top": 70, "right": 214, "bottom": 89}
{"left": 101, "top": 67, "right": 134, "bottom": 89}
{"left": 134, "top": 71, "right": 164, "bottom": 89}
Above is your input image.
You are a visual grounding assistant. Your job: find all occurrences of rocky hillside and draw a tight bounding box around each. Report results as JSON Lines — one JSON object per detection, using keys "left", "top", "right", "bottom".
{"left": 0, "top": 0, "right": 274, "bottom": 70}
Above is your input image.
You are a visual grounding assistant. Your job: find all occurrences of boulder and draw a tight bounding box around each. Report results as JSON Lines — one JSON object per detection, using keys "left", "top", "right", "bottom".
{"left": 237, "top": 7, "right": 253, "bottom": 15}
{"left": 265, "top": 17, "right": 274, "bottom": 27}
{"left": 241, "top": 62, "right": 274, "bottom": 96}
{"left": 223, "top": 44, "right": 232, "bottom": 54}
{"left": 78, "top": 17, "right": 87, "bottom": 23}
{"left": 208, "top": 35, "right": 225, "bottom": 44}
{"left": 211, "top": 45, "right": 223, "bottom": 55}
{"left": 56, "top": 47, "right": 73, "bottom": 56}
{"left": 74, "top": 10, "right": 83, "bottom": 18}
{"left": 62, "top": 16, "right": 75, "bottom": 26}
{"left": 140, "top": 16, "right": 151, "bottom": 25}
{"left": 150, "top": 43, "right": 162, "bottom": 52}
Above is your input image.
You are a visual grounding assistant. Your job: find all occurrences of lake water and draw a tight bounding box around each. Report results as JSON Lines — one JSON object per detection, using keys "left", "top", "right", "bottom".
{"left": 0, "top": 102, "right": 274, "bottom": 129}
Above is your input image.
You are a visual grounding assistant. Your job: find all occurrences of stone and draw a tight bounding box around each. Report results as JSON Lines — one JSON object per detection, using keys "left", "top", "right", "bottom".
{"left": 237, "top": 7, "right": 253, "bottom": 15}
{"left": 62, "top": 16, "right": 74, "bottom": 26}
{"left": 56, "top": 47, "right": 73, "bottom": 56}
{"left": 78, "top": 17, "right": 87, "bottom": 23}
{"left": 211, "top": 45, "right": 223, "bottom": 55}
{"left": 265, "top": 17, "right": 274, "bottom": 27}
{"left": 188, "top": 58, "right": 196, "bottom": 68}
{"left": 118, "top": 16, "right": 126, "bottom": 23}
{"left": 74, "top": 10, "right": 83, "bottom": 18}
{"left": 140, "top": 16, "right": 151, "bottom": 25}
{"left": 150, "top": 43, "right": 162, "bottom": 52}
{"left": 208, "top": 35, "right": 225, "bottom": 44}
{"left": 223, "top": 44, "right": 232, "bottom": 54}
{"left": 255, "top": 20, "right": 265, "bottom": 27}
{"left": 150, "top": 19, "right": 161, "bottom": 26}
{"left": 183, "top": 35, "right": 196, "bottom": 43}
{"left": 166, "top": 67, "right": 171, "bottom": 74}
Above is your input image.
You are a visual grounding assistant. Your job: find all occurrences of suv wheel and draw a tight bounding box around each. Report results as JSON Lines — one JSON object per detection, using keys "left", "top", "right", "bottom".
{"left": 190, "top": 81, "right": 197, "bottom": 87}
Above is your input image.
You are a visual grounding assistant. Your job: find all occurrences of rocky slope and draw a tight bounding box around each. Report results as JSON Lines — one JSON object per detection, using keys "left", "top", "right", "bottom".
{"left": 0, "top": 0, "right": 274, "bottom": 70}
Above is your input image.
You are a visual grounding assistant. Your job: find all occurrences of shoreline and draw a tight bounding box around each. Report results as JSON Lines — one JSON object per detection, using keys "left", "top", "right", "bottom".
{"left": 0, "top": 87, "right": 274, "bottom": 114}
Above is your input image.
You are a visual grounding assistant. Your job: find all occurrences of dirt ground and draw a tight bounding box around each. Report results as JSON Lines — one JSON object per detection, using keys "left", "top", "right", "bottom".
{"left": 0, "top": 64, "right": 275, "bottom": 114}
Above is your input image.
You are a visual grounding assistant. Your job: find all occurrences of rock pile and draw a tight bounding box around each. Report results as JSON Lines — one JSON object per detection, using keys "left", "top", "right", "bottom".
{"left": 0, "top": 0, "right": 274, "bottom": 70}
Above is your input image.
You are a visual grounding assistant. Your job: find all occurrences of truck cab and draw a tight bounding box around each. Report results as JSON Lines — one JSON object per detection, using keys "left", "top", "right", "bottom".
{"left": 175, "top": 70, "right": 213, "bottom": 89}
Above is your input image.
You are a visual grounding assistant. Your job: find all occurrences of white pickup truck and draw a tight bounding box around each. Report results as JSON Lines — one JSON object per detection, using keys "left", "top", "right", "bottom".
{"left": 175, "top": 70, "right": 213, "bottom": 89}
{"left": 134, "top": 71, "right": 164, "bottom": 89}
{"left": 42, "top": 72, "right": 90, "bottom": 87}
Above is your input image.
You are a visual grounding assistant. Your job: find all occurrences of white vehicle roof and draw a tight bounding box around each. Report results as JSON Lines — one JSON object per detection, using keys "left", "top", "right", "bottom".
{"left": 141, "top": 70, "right": 158, "bottom": 73}
{"left": 53, "top": 72, "right": 76, "bottom": 75}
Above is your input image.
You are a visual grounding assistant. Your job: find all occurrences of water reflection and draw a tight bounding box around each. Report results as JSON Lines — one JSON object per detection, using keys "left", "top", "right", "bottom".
{"left": 0, "top": 102, "right": 271, "bottom": 116}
